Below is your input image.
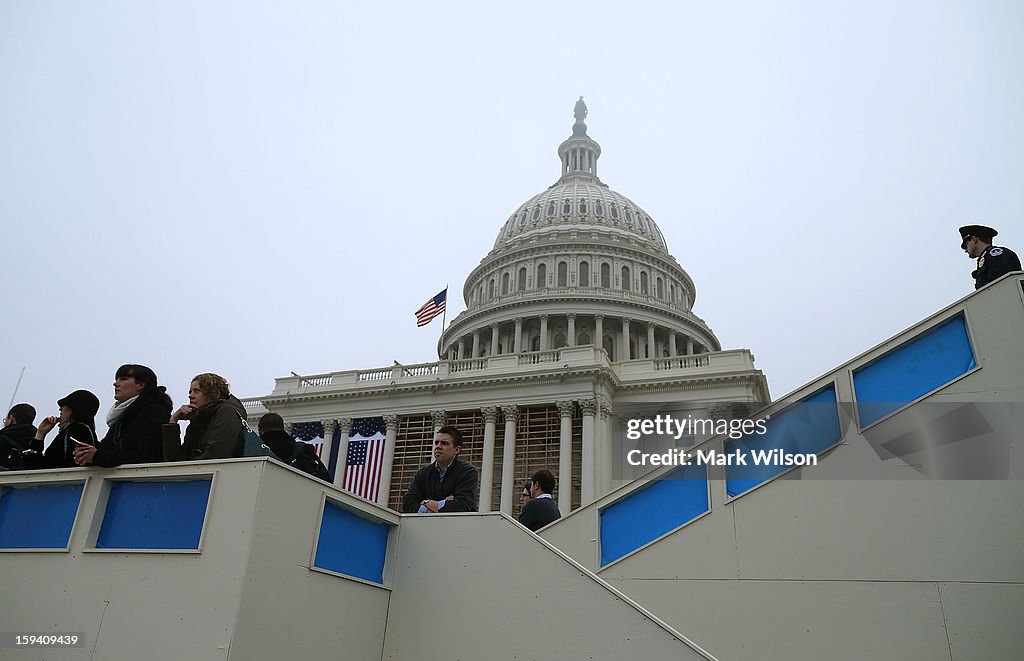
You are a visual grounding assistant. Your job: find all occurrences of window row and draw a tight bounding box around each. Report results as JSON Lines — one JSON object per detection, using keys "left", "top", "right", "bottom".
{"left": 475, "top": 261, "right": 688, "bottom": 306}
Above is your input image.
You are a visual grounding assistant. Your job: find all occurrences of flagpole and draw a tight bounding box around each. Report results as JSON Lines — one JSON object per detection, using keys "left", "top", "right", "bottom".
{"left": 7, "top": 366, "right": 26, "bottom": 412}
{"left": 439, "top": 283, "right": 448, "bottom": 350}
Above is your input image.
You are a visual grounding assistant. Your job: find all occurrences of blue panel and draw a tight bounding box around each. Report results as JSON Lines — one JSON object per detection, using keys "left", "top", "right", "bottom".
{"left": 726, "top": 385, "right": 842, "bottom": 498}
{"left": 0, "top": 483, "right": 84, "bottom": 549}
{"left": 599, "top": 463, "right": 708, "bottom": 566}
{"left": 314, "top": 502, "right": 390, "bottom": 584}
{"left": 853, "top": 315, "right": 976, "bottom": 428}
{"left": 97, "top": 480, "right": 211, "bottom": 550}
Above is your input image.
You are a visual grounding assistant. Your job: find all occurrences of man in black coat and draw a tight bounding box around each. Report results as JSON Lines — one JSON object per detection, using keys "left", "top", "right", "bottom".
{"left": 960, "top": 225, "right": 1021, "bottom": 289}
{"left": 257, "top": 412, "right": 296, "bottom": 460}
{"left": 518, "top": 469, "right": 561, "bottom": 532}
{"left": 0, "top": 403, "right": 37, "bottom": 469}
{"left": 401, "top": 426, "right": 478, "bottom": 513}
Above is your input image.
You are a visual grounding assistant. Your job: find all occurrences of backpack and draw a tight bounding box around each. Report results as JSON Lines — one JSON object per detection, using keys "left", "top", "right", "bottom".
{"left": 289, "top": 442, "right": 331, "bottom": 482}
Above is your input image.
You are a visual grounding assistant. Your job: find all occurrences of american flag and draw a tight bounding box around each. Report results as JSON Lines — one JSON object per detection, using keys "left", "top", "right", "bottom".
{"left": 343, "top": 417, "right": 387, "bottom": 501}
{"left": 415, "top": 288, "right": 447, "bottom": 327}
{"left": 292, "top": 421, "right": 325, "bottom": 457}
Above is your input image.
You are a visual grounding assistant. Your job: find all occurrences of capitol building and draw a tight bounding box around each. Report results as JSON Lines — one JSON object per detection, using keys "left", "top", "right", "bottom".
{"left": 245, "top": 99, "right": 770, "bottom": 515}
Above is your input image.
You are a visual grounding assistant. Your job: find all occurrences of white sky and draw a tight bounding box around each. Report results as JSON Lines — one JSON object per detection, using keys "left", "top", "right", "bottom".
{"left": 2, "top": 1, "right": 1021, "bottom": 422}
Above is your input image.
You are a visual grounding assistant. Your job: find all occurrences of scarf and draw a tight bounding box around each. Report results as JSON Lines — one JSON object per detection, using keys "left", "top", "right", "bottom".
{"left": 106, "top": 395, "right": 140, "bottom": 426}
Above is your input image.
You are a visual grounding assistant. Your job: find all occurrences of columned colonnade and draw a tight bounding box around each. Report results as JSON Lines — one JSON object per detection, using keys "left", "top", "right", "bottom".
{"left": 448, "top": 313, "right": 707, "bottom": 362}
{"left": 315, "top": 398, "right": 609, "bottom": 516}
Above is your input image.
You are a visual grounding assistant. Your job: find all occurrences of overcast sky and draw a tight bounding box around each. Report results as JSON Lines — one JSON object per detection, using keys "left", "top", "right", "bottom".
{"left": 1, "top": 1, "right": 1021, "bottom": 426}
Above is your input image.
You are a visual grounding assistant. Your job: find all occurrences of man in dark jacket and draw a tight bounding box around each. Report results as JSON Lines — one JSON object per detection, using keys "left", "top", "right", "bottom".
{"left": 519, "top": 469, "right": 561, "bottom": 531}
{"left": 257, "top": 412, "right": 296, "bottom": 460}
{"left": 401, "top": 426, "right": 478, "bottom": 513}
{"left": 960, "top": 225, "right": 1021, "bottom": 289}
{"left": 0, "top": 403, "right": 37, "bottom": 469}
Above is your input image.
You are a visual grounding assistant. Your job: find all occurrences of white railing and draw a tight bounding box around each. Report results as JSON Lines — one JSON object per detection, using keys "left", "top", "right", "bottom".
{"left": 357, "top": 368, "right": 392, "bottom": 381}
{"left": 450, "top": 358, "right": 488, "bottom": 373}
{"left": 518, "top": 350, "right": 560, "bottom": 365}
{"left": 655, "top": 355, "right": 711, "bottom": 370}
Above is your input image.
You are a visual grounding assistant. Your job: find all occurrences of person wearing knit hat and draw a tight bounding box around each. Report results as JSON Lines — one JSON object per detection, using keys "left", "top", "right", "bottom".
{"left": 959, "top": 225, "right": 1021, "bottom": 290}
{"left": 33, "top": 389, "right": 100, "bottom": 469}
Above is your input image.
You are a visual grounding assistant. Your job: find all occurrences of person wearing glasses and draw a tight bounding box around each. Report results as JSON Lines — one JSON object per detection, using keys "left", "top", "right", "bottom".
{"left": 959, "top": 225, "right": 1020, "bottom": 290}
{"left": 518, "top": 469, "right": 561, "bottom": 532}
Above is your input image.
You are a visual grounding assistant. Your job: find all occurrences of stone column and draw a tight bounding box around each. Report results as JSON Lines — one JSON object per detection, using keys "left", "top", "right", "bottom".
{"left": 377, "top": 414, "right": 399, "bottom": 507}
{"left": 567, "top": 314, "right": 576, "bottom": 347}
{"left": 539, "top": 315, "right": 549, "bottom": 351}
{"left": 479, "top": 406, "right": 499, "bottom": 512}
{"left": 595, "top": 314, "right": 604, "bottom": 350}
{"left": 580, "top": 399, "right": 598, "bottom": 505}
{"left": 499, "top": 405, "right": 518, "bottom": 514}
{"left": 669, "top": 331, "right": 677, "bottom": 357}
{"left": 513, "top": 318, "right": 523, "bottom": 354}
{"left": 621, "top": 317, "right": 631, "bottom": 361}
{"left": 472, "top": 331, "right": 481, "bottom": 358}
{"left": 458, "top": 338, "right": 466, "bottom": 360}
{"left": 598, "top": 400, "right": 613, "bottom": 497}
{"left": 321, "top": 418, "right": 337, "bottom": 476}
{"left": 431, "top": 409, "right": 447, "bottom": 434}
{"left": 647, "top": 323, "right": 656, "bottom": 359}
{"left": 490, "top": 323, "right": 500, "bottom": 356}
{"left": 556, "top": 400, "right": 574, "bottom": 515}
{"left": 333, "top": 417, "right": 352, "bottom": 489}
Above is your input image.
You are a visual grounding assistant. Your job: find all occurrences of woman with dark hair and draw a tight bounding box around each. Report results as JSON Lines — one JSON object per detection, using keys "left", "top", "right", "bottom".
{"left": 73, "top": 364, "right": 173, "bottom": 467}
{"left": 33, "top": 389, "right": 101, "bottom": 468}
{"left": 162, "top": 372, "right": 247, "bottom": 461}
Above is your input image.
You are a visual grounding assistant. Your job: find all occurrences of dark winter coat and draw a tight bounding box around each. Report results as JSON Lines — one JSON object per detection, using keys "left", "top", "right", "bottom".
{"left": 42, "top": 421, "right": 97, "bottom": 469}
{"left": 162, "top": 395, "right": 247, "bottom": 461}
{"left": 0, "top": 423, "right": 37, "bottom": 468}
{"left": 92, "top": 391, "right": 173, "bottom": 467}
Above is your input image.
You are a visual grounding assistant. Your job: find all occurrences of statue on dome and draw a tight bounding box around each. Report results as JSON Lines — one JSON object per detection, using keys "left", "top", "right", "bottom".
{"left": 572, "top": 96, "right": 589, "bottom": 137}
{"left": 574, "top": 96, "right": 588, "bottom": 121}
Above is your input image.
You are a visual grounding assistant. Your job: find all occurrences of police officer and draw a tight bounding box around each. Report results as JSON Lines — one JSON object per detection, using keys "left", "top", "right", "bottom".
{"left": 959, "top": 225, "right": 1021, "bottom": 289}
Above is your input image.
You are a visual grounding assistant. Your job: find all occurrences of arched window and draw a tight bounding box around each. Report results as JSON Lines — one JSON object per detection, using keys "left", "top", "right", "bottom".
{"left": 502, "top": 273, "right": 510, "bottom": 294}
{"left": 537, "top": 263, "right": 547, "bottom": 288}
{"left": 532, "top": 205, "right": 541, "bottom": 221}
{"left": 517, "top": 267, "right": 527, "bottom": 291}
{"left": 579, "top": 261, "right": 590, "bottom": 287}
{"left": 625, "top": 209, "right": 634, "bottom": 224}
{"left": 557, "top": 261, "right": 568, "bottom": 287}
{"left": 640, "top": 271, "right": 649, "bottom": 294}
{"left": 553, "top": 333, "right": 567, "bottom": 349}
{"left": 610, "top": 205, "right": 619, "bottom": 219}
{"left": 602, "top": 335, "right": 615, "bottom": 360}
{"left": 594, "top": 201, "right": 605, "bottom": 216}
{"left": 488, "top": 279, "right": 495, "bottom": 299}
{"left": 578, "top": 332, "right": 591, "bottom": 346}
{"left": 578, "top": 199, "right": 588, "bottom": 215}
{"left": 670, "top": 283, "right": 676, "bottom": 302}
{"left": 519, "top": 209, "right": 528, "bottom": 226}
{"left": 621, "top": 266, "right": 631, "bottom": 290}
{"left": 546, "top": 202, "right": 556, "bottom": 217}
{"left": 600, "top": 263, "right": 611, "bottom": 288}
{"left": 562, "top": 200, "right": 572, "bottom": 215}
{"left": 656, "top": 277, "right": 664, "bottom": 299}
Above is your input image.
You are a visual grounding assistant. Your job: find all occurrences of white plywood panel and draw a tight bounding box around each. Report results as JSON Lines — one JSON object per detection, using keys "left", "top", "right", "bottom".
{"left": 608, "top": 577, "right": 954, "bottom": 661}
{"left": 384, "top": 513, "right": 716, "bottom": 661}
{"left": 939, "top": 582, "right": 1024, "bottom": 661}
{"left": 229, "top": 462, "right": 393, "bottom": 661}
{"left": 731, "top": 480, "right": 1024, "bottom": 582}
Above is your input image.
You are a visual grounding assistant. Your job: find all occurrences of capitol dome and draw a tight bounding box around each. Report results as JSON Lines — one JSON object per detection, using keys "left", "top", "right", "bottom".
{"left": 440, "top": 98, "right": 719, "bottom": 362}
